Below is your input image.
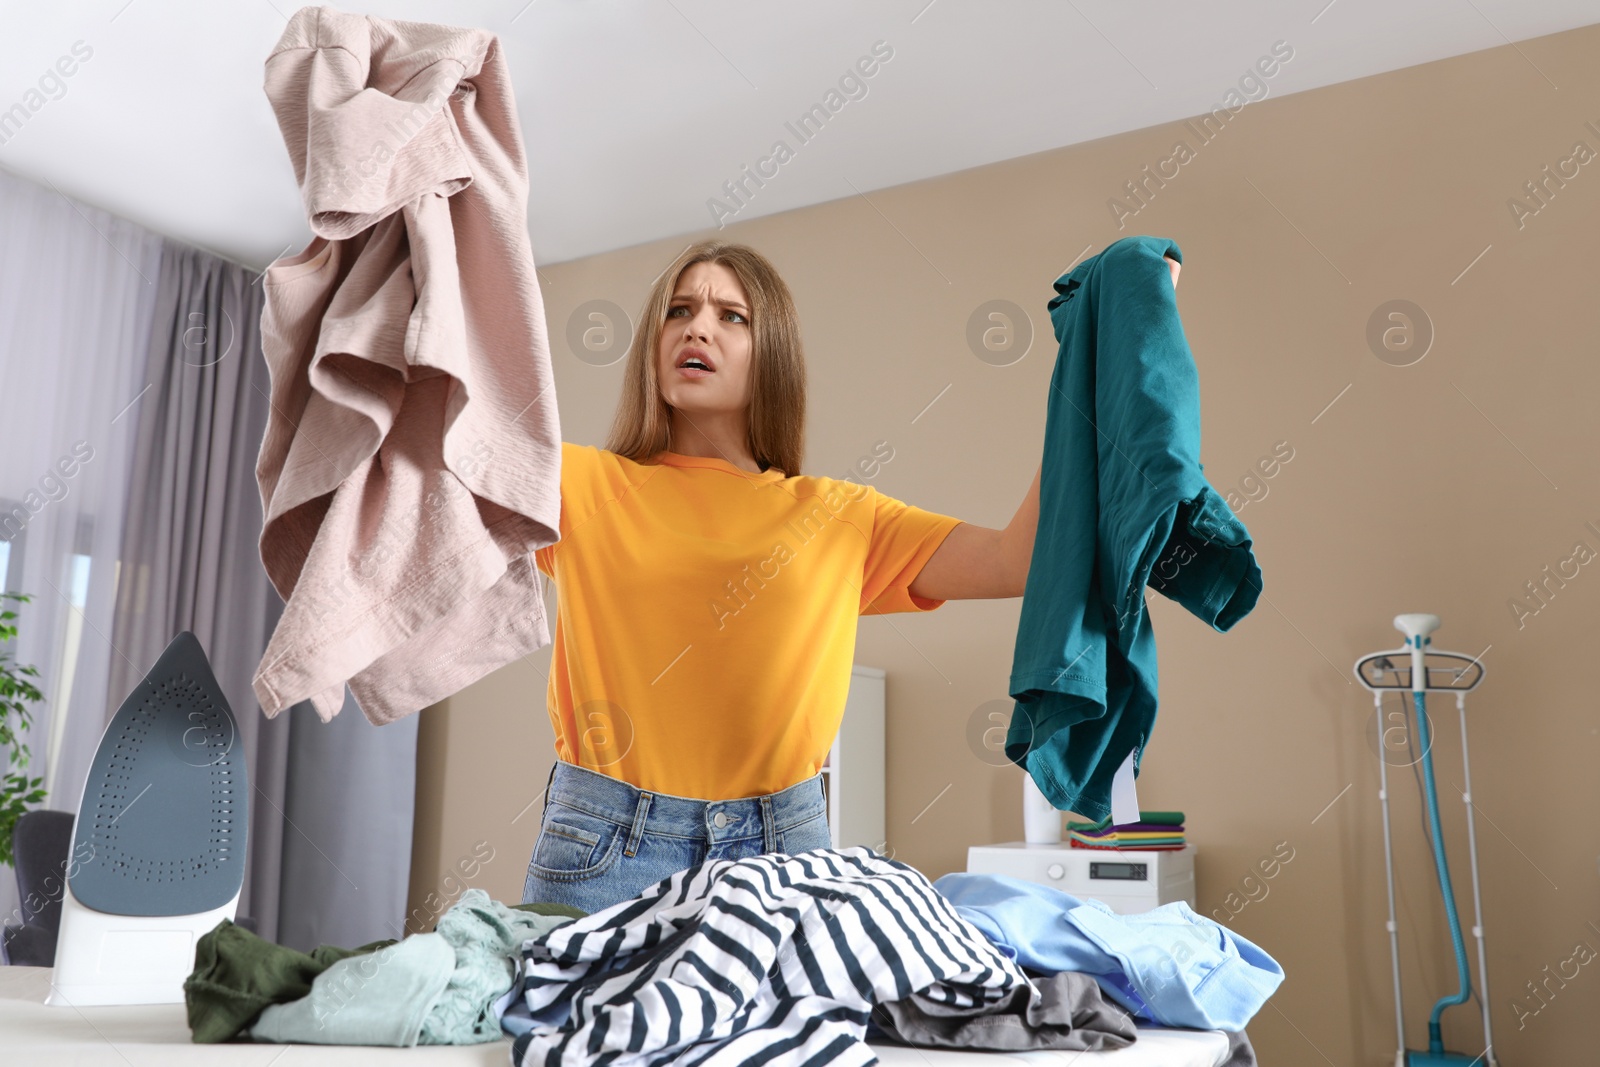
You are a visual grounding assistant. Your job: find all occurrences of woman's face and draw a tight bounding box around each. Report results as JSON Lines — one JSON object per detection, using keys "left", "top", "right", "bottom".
{"left": 656, "top": 261, "right": 754, "bottom": 424}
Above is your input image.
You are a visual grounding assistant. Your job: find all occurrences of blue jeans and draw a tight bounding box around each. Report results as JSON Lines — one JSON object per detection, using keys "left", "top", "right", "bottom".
{"left": 520, "top": 760, "right": 834, "bottom": 915}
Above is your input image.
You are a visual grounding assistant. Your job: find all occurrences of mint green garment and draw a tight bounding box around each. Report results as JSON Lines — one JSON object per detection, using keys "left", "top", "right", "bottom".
{"left": 1007, "top": 235, "right": 1262, "bottom": 822}
{"left": 419, "top": 888, "right": 576, "bottom": 1044}
{"left": 183, "top": 918, "right": 399, "bottom": 1043}
{"left": 249, "top": 933, "right": 456, "bottom": 1046}
{"left": 247, "top": 889, "right": 576, "bottom": 1047}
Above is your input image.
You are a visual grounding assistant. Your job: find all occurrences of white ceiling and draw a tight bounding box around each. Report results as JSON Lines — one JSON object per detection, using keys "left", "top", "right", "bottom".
{"left": 3, "top": 1, "right": 1598, "bottom": 271}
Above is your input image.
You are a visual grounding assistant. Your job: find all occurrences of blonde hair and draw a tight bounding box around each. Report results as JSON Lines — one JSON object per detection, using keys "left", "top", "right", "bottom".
{"left": 604, "top": 240, "right": 806, "bottom": 477}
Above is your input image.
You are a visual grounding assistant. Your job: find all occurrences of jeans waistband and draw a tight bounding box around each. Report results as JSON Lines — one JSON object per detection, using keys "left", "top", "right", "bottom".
{"left": 543, "top": 760, "right": 828, "bottom": 851}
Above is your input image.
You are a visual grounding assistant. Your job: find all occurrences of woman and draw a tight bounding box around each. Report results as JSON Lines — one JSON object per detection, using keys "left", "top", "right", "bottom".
{"left": 521, "top": 239, "right": 1178, "bottom": 914}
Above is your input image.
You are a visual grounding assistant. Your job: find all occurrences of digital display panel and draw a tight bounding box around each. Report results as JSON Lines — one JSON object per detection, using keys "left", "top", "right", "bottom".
{"left": 1089, "top": 862, "right": 1148, "bottom": 881}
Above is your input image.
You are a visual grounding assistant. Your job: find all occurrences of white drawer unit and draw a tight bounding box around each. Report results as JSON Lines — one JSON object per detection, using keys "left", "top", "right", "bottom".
{"left": 965, "top": 842, "right": 1195, "bottom": 915}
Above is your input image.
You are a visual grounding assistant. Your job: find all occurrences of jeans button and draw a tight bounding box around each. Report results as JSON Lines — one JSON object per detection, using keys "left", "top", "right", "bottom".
{"left": 712, "top": 811, "right": 729, "bottom": 829}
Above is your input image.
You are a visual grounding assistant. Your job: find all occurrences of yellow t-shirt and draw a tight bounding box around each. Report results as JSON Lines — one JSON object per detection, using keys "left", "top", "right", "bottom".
{"left": 534, "top": 443, "right": 964, "bottom": 800}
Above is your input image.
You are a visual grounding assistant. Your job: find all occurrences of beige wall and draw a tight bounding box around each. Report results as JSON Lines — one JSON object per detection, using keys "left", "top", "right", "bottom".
{"left": 410, "top": 23, "right": 1600, "bottom": 1063}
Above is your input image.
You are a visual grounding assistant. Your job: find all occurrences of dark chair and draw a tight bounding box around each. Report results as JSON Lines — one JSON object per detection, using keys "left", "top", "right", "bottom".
{"left": 2, "top": 809, "right": 74, "bottom": 967}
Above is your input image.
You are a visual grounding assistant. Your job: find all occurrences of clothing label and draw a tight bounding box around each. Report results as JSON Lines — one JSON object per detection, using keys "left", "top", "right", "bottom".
{"left": 1110, "top": 750, "right": 1140, "bottom": 826}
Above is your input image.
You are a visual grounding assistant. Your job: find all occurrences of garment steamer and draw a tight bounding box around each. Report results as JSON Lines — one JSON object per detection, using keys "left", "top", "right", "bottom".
{"left": 1353, "top": 614, "right": 1497, "bottom": 1067}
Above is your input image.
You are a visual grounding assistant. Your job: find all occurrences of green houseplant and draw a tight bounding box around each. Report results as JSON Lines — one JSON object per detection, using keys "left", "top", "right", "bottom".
{"left": 0, "top": 591, "right": 48, "bottom": 868}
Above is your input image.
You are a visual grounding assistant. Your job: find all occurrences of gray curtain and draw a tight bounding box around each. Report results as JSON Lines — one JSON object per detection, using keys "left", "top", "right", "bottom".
{"left": 277, "top": 695, "right": 418, "bottom": 950}
{"left": 103, "top": 239, "right": 416, "bottom": 950}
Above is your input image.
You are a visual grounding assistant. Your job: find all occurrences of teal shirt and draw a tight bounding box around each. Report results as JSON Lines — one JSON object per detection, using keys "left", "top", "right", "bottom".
{"left": 1006, "top": 235, "right": 1262, "bottom": 821}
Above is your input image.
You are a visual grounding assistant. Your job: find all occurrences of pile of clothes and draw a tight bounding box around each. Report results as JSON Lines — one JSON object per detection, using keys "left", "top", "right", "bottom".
{"left": 1069, "top": 808, "right": 1188, "bottom": 850}
{"left": 498, "top": 847, "right": 1147, "bottom": 1064}
{"left": 933, "top": 868, "right": 1280, "bottom": 1032}
{"left": 184, "top": 846, "right": 1279, "bottom": 1065}
{"left": 183, "top": 890, "right": 581, "bottom": 1045}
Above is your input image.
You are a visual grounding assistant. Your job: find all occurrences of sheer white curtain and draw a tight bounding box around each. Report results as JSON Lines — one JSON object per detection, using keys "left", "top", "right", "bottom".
{"left": 0, "top": 165, "right": 163, "bottom": 927}
{"left": 0, "top": 167, "right": 417, "bottom": 952}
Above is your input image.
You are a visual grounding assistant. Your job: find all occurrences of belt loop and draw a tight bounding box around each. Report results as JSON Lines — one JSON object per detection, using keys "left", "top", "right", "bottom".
{"left": 541, "top": 760, "right": 558, "bottom": 815}
{"left": 624, "top": 792, "right": 652, "bottom": 857}
{"left": 760, "top": 794, "right": 776, "bottom": 853}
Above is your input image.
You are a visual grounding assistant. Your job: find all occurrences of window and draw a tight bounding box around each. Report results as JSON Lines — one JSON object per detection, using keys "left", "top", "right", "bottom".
{"left": 43, "top": 514, "right": 94, "bottom": 796}
{"left": 0, "top": 494, "right": 25, "bottom": 592}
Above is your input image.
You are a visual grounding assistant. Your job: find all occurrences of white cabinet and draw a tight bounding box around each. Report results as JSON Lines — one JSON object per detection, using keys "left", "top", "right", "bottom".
{"left": 821, "top": 665, "right": 885, "bottom": 850}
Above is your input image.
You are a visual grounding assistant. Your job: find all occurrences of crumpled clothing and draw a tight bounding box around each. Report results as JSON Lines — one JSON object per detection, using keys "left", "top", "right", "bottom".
{"left": 183, "top": 917, "right": 396, "bottom": 1043}
{"left": 1006, "top": 235, "right": 1261, "bottom": 820}
{"left": 933, "top": 871, "right": 1283, "bottom": 1031}
{"left": 420, "top": 888, "right": 576, "bottom": 1044}
{"left": 506, "top": 847, "right": 1044, "bottom": 1067}
{"left": 254, "top": 4, "right": 561, "bottom": 725}
{"left": 868, "top": 968, "right": 1138, "bottom": 1052}
{"left": 249, "top": 932, "right": 456, "bottom": 1046}
{"left": 245, "top": 890, "right": 577, "bottom": 1047}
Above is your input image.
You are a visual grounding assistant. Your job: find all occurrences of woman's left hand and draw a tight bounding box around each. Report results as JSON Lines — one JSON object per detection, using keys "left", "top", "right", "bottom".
{"left": 1166, "top": 254, "right": 1181, "bottom": 288}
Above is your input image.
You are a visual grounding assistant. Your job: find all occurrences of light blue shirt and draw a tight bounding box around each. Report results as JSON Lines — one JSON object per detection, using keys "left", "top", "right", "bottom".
{"left": 933, "top": 872, "right": 1283, "bottom": 1031}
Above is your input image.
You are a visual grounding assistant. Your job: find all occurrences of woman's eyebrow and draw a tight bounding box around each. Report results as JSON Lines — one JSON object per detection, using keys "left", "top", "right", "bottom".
{"left": 670, "top": 293, "right": 750, "bottom": 314}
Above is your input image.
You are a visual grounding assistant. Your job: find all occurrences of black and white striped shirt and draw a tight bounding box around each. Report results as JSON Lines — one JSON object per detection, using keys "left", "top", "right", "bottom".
{"left": 508, "top": 846, "right": 1036, "bottom": 1066}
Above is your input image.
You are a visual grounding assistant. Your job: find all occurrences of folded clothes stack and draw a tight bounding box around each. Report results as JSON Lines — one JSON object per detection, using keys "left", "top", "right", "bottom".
{"left": 1069, "top": 809, "right": 1186, "bottom": 850}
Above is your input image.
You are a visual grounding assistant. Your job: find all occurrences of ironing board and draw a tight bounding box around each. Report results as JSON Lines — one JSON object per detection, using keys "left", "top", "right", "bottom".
{"left": 871, "top": 1031, "right": 1233, "bottom": 1065}
{"left": 1, "top": 964, "right": 1234, "bottom": 1066}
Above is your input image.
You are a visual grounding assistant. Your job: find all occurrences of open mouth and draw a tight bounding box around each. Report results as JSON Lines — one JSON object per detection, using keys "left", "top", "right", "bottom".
{"left": 676, "top": 350, "right": 715, "bottom": 375}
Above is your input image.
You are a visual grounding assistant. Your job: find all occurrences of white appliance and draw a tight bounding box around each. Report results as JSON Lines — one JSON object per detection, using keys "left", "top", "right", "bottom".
{"left": 965, "top": 842, "right": 1194, "bottom": 914}
{"left": 1021, "top": 774, "right": 1062, "bottom": 844}
{"left": 47, "top": 632, "right": 247, "bottom": 1007}
{"left": 822, "top": 665, "right": 885, "bottom": 850}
